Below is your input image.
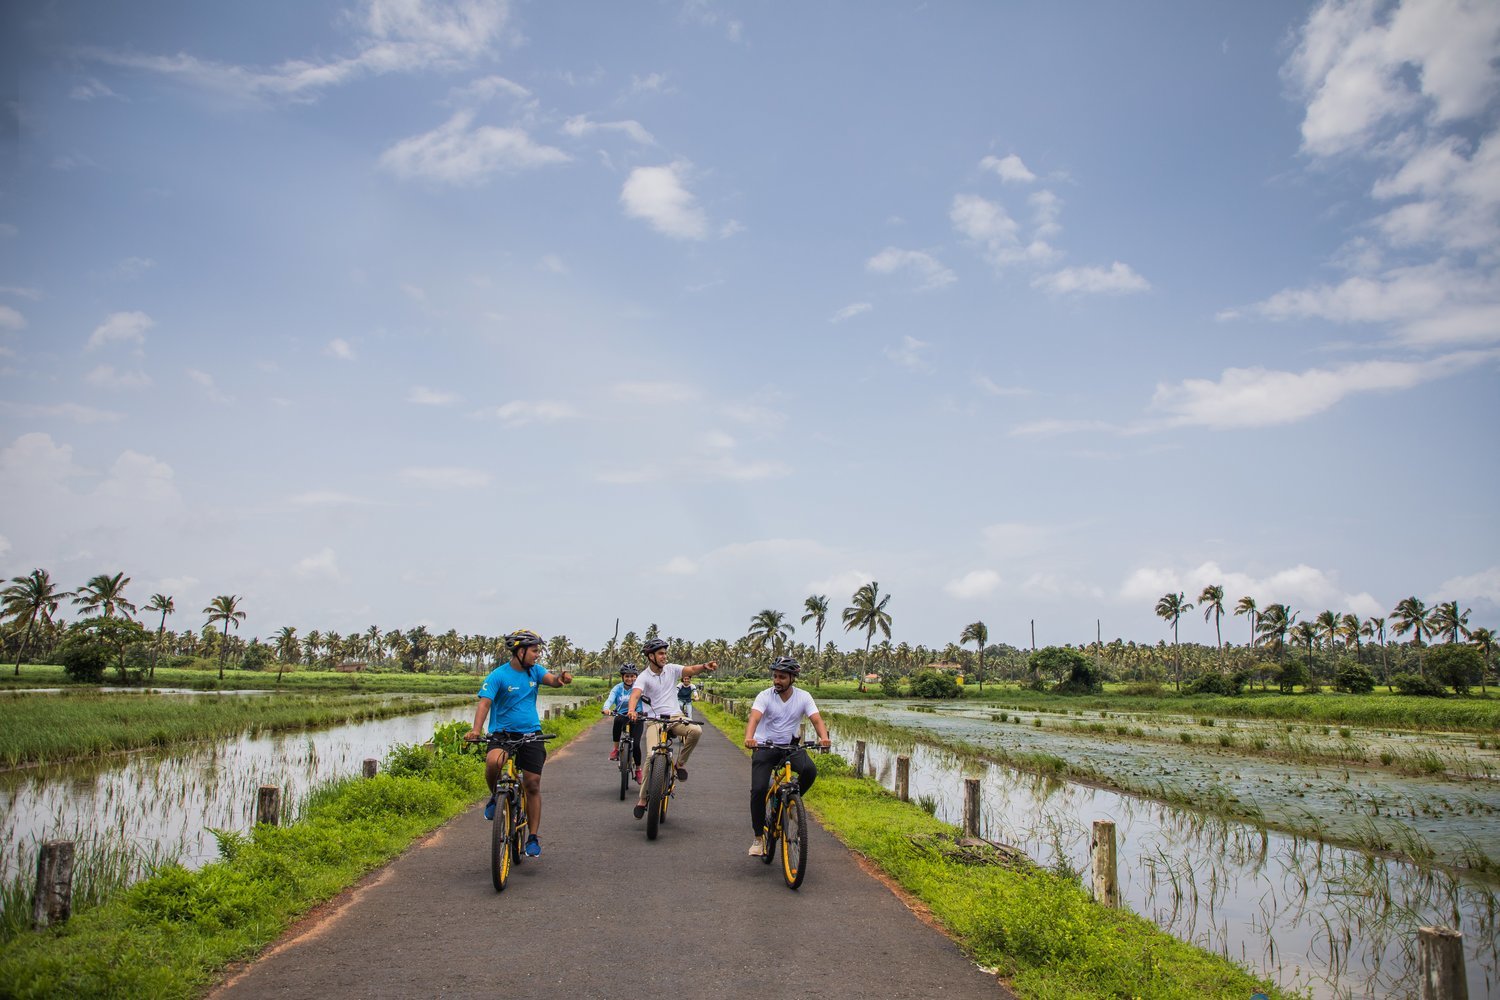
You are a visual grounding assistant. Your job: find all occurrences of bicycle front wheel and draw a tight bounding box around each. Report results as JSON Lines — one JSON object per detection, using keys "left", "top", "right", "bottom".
{"left": 781, "top": 792, "right": 808, "bottom": 889}
{"left": 760, "top": 795, "right": 777, "bottom": 865}
{"left": 511, "top": 795, "right": 526, "bottom": 866}
{"left": 645, "top": 755, "right": 669, "bottom": 840}
{"left": 618, "top": 739, "right": 631, "bottom": 800}
{"left": 491, "top": 793, "right": 513, "bottom": 892}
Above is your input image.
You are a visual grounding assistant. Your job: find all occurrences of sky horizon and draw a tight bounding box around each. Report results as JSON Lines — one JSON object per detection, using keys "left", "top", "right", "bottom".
{"left": 2, "top": 0, "right": 1497, "bottom": 653}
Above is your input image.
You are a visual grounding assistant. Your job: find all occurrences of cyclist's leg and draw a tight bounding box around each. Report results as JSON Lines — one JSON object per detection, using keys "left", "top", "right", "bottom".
{"left": 629, "top": 719, "right": 645, "bottom": 767}
{"left": 635, "top": 721, "right": 662, "bottom": 809}
{"left": 791, "top": 748, "right": 818, "bottom": 794}
{"left": 672, "top": 720, "right": 702, "bottom": 769}
{"left": 749, "top": 748, "right": 775, "bottom": 849}
{"left": 485, "top": 747, "right": 508, "bottom": 791}
{"left": 521, "top": 769, "right": 542, "bottom": 834}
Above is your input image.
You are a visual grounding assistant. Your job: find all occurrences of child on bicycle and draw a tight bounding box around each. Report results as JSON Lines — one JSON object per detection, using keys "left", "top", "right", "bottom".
{"left": 602, "top": 663, "right": 645, "bottom": 781}
{"left": 742, "top": 655, "right": 830, "bottom": 856}
{"left": 467, "top": 628, "right": 573, "bottom": 858}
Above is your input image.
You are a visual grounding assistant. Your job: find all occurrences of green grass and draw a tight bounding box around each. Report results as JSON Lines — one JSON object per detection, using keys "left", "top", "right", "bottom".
{"left": 698, "top": 704, "right": 1290, "bottom": 1000}
{"left": 0, "top": 702, "right": 601, "bottom": 998}
{"left": 0, "top": 691, "right": 473, "bottom": 767}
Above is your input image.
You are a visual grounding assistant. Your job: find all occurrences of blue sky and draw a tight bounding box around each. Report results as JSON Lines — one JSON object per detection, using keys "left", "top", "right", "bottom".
{"left": 2, "top": 0, "right": 1497, "bottom": 652}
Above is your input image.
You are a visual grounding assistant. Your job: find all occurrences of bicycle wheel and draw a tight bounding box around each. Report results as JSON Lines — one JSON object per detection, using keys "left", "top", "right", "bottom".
{"left": 511, "top": 793, "right": 526, "bottom": 866}
{"left": 491, "top": 790, "right": 513, "bottom": 892}
{"left": 781, "top": 792, "right": 808, "bottom": 889}
{"left": 760, "top": 794, "right": 777, "bottom": 865}
{"left": 645, "top": 755, "right": 669, "bottom": 840}
{"left": 618, "top": 738, "right": 631, "bottom": 800}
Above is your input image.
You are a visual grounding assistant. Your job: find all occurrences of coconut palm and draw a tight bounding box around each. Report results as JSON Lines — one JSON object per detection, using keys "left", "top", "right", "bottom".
{"left": 1390, "top": 597, "right": 1433, "bottom": 675}
{"left": 1154, "top": 592, "right": 1193, "bottom": 692}
{"left": 960, "top": 620, "right": 988, "bottom": 689}
{"left": 1290, "top": 621, "right": 1318, "bottom": 673}
{"left": 1470, "top": 626, "right": 1495, "bottom": 694}
{"left": 274, "top": 626, "right": 300, "bottom": 663}
{"left": 144, "top": 593, "right": 175, "bottom": 680}
{"left": 1364, "top": 616, "right": 1388, "bottom": 681}
{"left": 2, "top": 569, "right": 73, "bottom": 676}
{"left": 842, "top": 582, "right": 893, "bottom": 689}
{"left": 745, "top": 609, "right": 795, "bottom": 658}
{"left": 1199, "top": 585, "right": 1225, "bottom": 670}
{"left": 1429, "top": 601, "right": 1471, "bottom": 645}
{"left": 800, "top": 594, "right": 829, "bottom": 683}
{"left": 1338, "top": 613, "right": 1363, "bottom": 663}
{"left": 1314, "top": 610, "right": 1341, "bottom": 653}
{"left": 1233, "top": 596, "right": 1258, "bottom": 649}
{"left": 203, "top": 595, "right": 246, "bottom": 681}
{"left": 1256, "top": 603, "right": 1296, "bottom": 662}
{"left": 73, "top": 572, "right": 137, "bottom": 620}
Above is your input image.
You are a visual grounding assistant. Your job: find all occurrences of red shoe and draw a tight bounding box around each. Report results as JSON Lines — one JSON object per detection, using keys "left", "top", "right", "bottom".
{"left": 634, "top": 768, "right": 642, "bottom": 783}
{"left": 609, "top": 746, "right": 619, "bottom": 761}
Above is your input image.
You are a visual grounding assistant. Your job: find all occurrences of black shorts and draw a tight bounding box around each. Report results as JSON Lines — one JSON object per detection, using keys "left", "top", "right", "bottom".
{"left": 492, "top": 732, "right": 547, "bottom": 775}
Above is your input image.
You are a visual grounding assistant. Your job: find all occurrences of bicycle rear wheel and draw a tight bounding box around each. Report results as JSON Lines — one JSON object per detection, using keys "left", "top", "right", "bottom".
{"left": 781, "top": 792, "right": 808, "bottom": 889}
{"left": 645, "top": 755, "right": 669, "bottom": 840}
{"left": 618, "top": 738, "right": 631, "bottom": 800}
{"left": 760, "top": 795, "right": 778, "bottom": 865}
{"left": 491, "top": 792, "right": 513, "bottom": 892}
{"left": 510, "top": 794, "right": 526, "bottom": 867}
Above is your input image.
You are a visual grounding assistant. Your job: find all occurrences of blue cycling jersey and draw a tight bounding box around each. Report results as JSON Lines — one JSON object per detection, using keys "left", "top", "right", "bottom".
{"left": 477, "top": 662, "right": 549, "bottom": 732}
{"left": 603, "top": 681, "right": 635, "bottom": 716}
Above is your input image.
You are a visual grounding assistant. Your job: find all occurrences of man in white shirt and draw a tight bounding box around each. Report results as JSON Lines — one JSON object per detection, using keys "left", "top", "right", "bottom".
{"left": 627, "top": 637, "right": 717, "bottom": 819}
{"left": 742, "top": 655, "right": 830, "bottom": 856}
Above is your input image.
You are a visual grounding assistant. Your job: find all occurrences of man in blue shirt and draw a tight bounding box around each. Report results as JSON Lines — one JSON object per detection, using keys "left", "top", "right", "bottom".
{"left": 466, "top": 628, "right": 573, "bottom": 858}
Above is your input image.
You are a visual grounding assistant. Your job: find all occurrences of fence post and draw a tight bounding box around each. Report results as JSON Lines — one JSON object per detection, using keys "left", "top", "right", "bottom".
{"left": 1419, "top": 926, "right": 1467, "bottom": 1000}
{"left": 256, "top": 785, "right": 282, "bottom": 827}
{"left": 362, "top": 758, "right": 378, "bottom": 778}
{"left": 853, "top": 740, "right": 866, "bottom": 778}
{"left": 896, "top": 755, "right": 910, "bottom": 802}
{"left": 1092, "top": 820, "right": 1119, "bottom": 908}
{"left": 962, "top": 778, "right": 981, "bottom": 838}
{"left": 32, "top": 840, "right": 74, "bottom": 929}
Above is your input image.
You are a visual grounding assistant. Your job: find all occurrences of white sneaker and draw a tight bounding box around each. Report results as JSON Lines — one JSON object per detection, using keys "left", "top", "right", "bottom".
{"left": 747, "top": 837, "right": 765, "bottom": 857}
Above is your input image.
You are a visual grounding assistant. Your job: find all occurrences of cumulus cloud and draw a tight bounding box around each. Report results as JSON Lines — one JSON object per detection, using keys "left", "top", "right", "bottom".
{"left": 186, "top": 369, "right": 231, "bottom": 403}
{"left": 944, "top": 569, "right": 1001, "bottom": 599}
{"left": 407, "top": 385, "right": 460, "bottom": 405}
{"left": 399, "top": 466, "right": 493, "bottom": 489}
{"left": 1121, "top": 561, "right": 1382, "bottom": 619}
{"left": 474, "top": 400, "right": 579, "bottom": 426}
{"left": 1436, "top": 566, "right": 1500, "bottom": 606}
{"left": 974, "top": 375, "right": 1030, "bottom": 397}
{"left": 612, "top": 381, "right": 700, "bottom": 404}
{"left": 660, "top": 555, "right": 699, "bottom": 575}
{"left": 84, "top": 365, "right": 153, "bottom": 389}
{"left": 562, "top": 114, "right": 655, "bottom": 145}
{"left": 829, "top": 302, "right": 872, "bottom": 323}
{"left": 87, "top": 311, "right": 153, "bottom": 350}
{"left": 980, "top": 153, "right": 1036, "bottom": 183}
{"left": 1032, "top": 262, "right": 1149, "bottom": 295}
{"left": 380, "top": 111, "right": 570, "bottom": 184}
{"left": 0, "top": 305, "right": 28, "bottom": 330}
{"left": 295, "top": 547, "right": 342, "bottom": 580}
{"left": 865, "top": 247, "right": 956, "bottom": 290}
{"left": 807, "top": 569, "right": 875, "bottom": 598}
{"left": 324, "top": 338, "right": 356, "bottom": 360}
{"left": 620, "top": 162, "right": 709, "bottom": 240}
{"left": 950, "top": 193, "right": 1059, "bottom": 270}
{"left": 884, "top": 335, "right": 932, "bottom": 372}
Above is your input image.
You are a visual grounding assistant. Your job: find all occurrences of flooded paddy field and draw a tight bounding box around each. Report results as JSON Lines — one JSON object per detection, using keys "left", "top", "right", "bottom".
{"left": 826, "top": 706, "right": 1499, "bottom": 999}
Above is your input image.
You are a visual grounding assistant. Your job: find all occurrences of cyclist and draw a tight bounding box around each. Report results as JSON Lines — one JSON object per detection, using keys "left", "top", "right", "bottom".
{"left": 742, "top": 655, "right": 830, "bottom": 856}
{"left": 466, "top": 628, "right": 573, "bottom": 858}
{"left": 627, "top": 637, "right": 716, "bottom": 819}
{"left": 602, "top": 663, "right": 645, "bottom": 781}
{"left": 677, "top": 676, "right": 695, "bottom": 716}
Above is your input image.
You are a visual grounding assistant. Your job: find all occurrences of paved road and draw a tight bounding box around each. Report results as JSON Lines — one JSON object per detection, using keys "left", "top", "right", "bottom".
{"left": 212, "top": 714, "right": 1011, "bottom": 999}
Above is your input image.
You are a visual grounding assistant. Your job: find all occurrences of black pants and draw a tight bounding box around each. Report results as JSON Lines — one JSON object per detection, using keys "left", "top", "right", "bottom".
{"left": 611, "top": 715, "right": 644, "bottom": 766}
{"left": 750, "top": 747, "right": 817, "bottom": 834}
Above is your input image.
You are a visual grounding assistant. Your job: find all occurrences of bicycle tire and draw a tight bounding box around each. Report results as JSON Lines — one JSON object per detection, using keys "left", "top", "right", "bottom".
{"left": 618, "top": 737, "right": 631, "bottom": 800}
{"left": 511, "top": 793, "right": 527, "bottom": 866}
{"left": 645, "top": 755, "right": 669, "bottom": 840}
{"left": 781, "top": 791, "right": 808, "bottom": 889}
{"left": 491, "top": 791, "right": 513, "bottom": 892}
{"left": 760, "top": 793, "right": 778, "bottom": 865}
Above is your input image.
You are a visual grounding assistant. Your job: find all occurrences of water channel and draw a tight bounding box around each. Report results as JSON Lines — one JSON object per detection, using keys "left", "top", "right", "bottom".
{"left": 825, "top": 702, "right": 1499, "bottom": 1000}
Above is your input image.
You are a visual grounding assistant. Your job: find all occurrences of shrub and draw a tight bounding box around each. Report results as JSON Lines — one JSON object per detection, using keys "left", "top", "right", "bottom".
{"left": 1276, "top": 660, "right": 1309, "bottom": 693}
{"left": 1333, "top": 661, "right": 1376, "bottom": 694}
{"left": 1185, "top": 672, "right": 1242, "bottom": 696}
{"left": 1027, "top": 647, "right": 1100, "bottom": 694}
{"left": 1118, "top": 681, "right": 1164, "bottom": 697}
{"left": 1425, "top": 644, "right": 1484, "bottom": 696}
{"left": 241, "top": 640, "right": 272, "bottom": 671}
{"left": 908, "top": 669, "right": 963, "bottom": 699}
{"left": 56, "top": 633, "right": 110, "bottom": 683}
{"left": 879, "top": 673, "right": 902, "bottom": 697}
{"left": 1392, "top": 672, "right": 1448, "bottom": 697}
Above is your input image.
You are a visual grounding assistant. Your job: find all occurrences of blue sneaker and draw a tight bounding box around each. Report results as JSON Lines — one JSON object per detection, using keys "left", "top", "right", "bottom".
{"left": 483, "top": 795, "right": 496, "bottom": 821}
{"left": 524, "top": 835, "right": 541, "bottom": 858}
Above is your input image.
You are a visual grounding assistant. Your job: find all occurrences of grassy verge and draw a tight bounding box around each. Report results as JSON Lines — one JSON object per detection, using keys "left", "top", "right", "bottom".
{"left": 698, "top": 702, "right": 1289, "bottom": 1000}
{"left": 0, "top": 691, "right": 473, "bottom": 767}
{"left": 0, "top": 703, "right": 601, "bottom": 999}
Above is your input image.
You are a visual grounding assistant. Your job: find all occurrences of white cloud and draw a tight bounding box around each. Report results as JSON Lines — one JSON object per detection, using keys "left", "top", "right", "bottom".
{"left": 1032, "top": 262, "right": 1149, "bottom": 295}
{"left": 380, "top": 111, "right": 570, "bottom": 184}
{"left": 620, "top": 162, "right": 709, "bottom": 240}
{"left": 186, "top": 368, "right": 231, "bottom": 403}
{"left": 87, "top": 310, "right": 153, "bottom": 350}
{"left": 70, "top": 77, "right": 121, "bottom": 101}
{"left": 950, "top": 193, "right": 1060, "bottom": 270}
{"left": 95, "top": 450, "right": 181, "bottom": 509}
{"left": 295, "top": 547, "right": 342, "bottom": 580}
{"left": 562, "top": 114, "right": 655, "bottom": 145}
{"left": 407, "top": 385, "right": 460, "bottom": 405}
{"left": 980, "top": 153, "right": 1036, "bottom": 183}
{"left": 865, "top": 247, "right": 956, "bottom": 291}
{"left": 661, "top": 556, "right": 699, "bottom": 575}
{"left": 830, "top": 302, "right": 872, "bottom": 323}
{"left": 0, "top": 285, "right": 41, "bottom": 299}
{"left": 399, "top": 466, "right": 492, "bottom": 489}
{"left": 974, "top": 375, "right": 1030, "bottom": 397}
{"left": 1121, "top": 560, "right": 1380, "bottom": 618}
{"left": 944, "top": 569, "right": 1001, "bottom": 600}
{"left": 325, "top": 338, "right": 356, "bottom": 360}
{"left": 884, "top": 335, "right": 931, "bottom": 372}
{"left": 0, "top": 305, "right": 25, "bottom": 330}
{"left": 84, "top": 365, "right": 153, "bottom": 389}
{"left": 475, "top": 400, "right": 579, "bottom": 426}
{"left": 0, "top": 433, "right": 84, "bottom": 484}
{"left": 807, "top": 569, "right": 875, "bottom": 599}
{"left": 612, "top": 381, "right": 700, "bottom": 404}
{"left": 1436, "top": 567, "right": 1500, "bottom": 606}
{"left": 448, "top": 74, "right": 531, "bottom": 106}
{"left": 1, "top": 402, "right": 124, "bottom": 424}
{"left": 539, "top": 253, "right": 567, "bottom": 274}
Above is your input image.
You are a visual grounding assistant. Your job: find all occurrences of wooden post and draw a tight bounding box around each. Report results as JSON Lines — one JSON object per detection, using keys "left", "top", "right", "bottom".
{"left": 256, "top": 785, "right": 281, "bottom": 827}
{"left": 1419, "top": 926, "right": 1467, "bottom": 1000}
{"left": 962, "top": 778, "right": 981, "bottom": 838}
{"left": 362, "top": 758, "right": 378, "bottom": 778}
{"left": 1092, "top": 820, "right": 1120, "bottom": 908}
{"left": 32, "top": 840, "right": 74, "bottom": 928}
{"left": 896, "top": 755, "right": 910, "bottom": 802}
{"left": 853, "top": 741, "right": 866, "bottom": 778}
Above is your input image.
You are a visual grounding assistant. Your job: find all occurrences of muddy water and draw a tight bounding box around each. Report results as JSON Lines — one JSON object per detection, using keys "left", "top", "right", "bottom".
{"left": 828, "top": 707, "right": 1499, "bottom": 999}
{"left": 0, "top": 694, "right": 587, "bottom": 889}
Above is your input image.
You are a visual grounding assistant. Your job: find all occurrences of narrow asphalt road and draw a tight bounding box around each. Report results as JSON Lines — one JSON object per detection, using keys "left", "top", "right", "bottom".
{"left": 212, "top": 713, "right": 1012, "bottom": 999}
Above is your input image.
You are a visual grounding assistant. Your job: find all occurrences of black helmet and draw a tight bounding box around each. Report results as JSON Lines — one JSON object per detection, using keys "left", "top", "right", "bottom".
{"left": 771, "top": 656, "right": 801, "bottom": 675}
{"left": 619, "top": 663, "right": 638, "bottom": 676}
{"left": 503, "top": 629, "right": 544, "bottom": 655}
{"left": 641, "top": 638, "right": 669, "bottom": 655}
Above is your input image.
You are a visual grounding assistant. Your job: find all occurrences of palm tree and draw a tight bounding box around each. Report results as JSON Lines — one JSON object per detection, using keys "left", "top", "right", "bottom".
{"left": 274, "top": 626, "right": 300, "bottom": 663}
{"left": 1291, "top": 621, "right": 1318, "bottom": 674}
{"left": 960, "top": 621, "right": 988, "bottom": 689}
{"left": 1154, "top": 592, "right": 1193, "bottom": 692}
{"left": 1338, "top": 613, "right": 1363, "bottom": 663}
{"left": 1390, "top": 596, "right": 1433, "bottom": 675}
{"left": 1429, "top": 601, "right": 1471, "bottom": 645}
{"left": 801, "top": 594, "right": 829, "bottom": 685}
{"left": 1469, "top": 626, "right": 1495, "bottom": 694}
{"left": 73, "top": 572, "right": 137, "bottom": 620}
{"left": 1256, "top": 603, "right": 1296, "bottom": 663}
{"left": 1199, "top": 585, "right": 1225, "bottom": 671}
{"left": 842, "top": 582, "right": 893, "bottom": 690}
{"left": 1233, "top": 596, "right": 1258, "bottom": 650}
{"left": 1364, "top": 616, "right": 1388, "bottom": 682}
{"left": 1314, "top": 610, "right": 1341, "bottom": 653}
{"left": 144, "top": 593, "right": 175, "bottom": 680}
{"left": 203, "top": 595, "right": 246, "bottom": 681}
{"left": 2, "top": 569, "right": 73, "bottom": 676}
{"left": 745, "top": 609, "right": 795, "bottom": 658}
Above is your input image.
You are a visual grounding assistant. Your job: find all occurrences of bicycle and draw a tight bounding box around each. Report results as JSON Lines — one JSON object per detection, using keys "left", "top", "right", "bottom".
{"left": 757, "top": 741, "right": 827, "bottom": 889}
{"left": 640, "top": 714, "right": 702, "bottom": 840}
{"left": 467, "top": 731, "right": 555, "bottom": 892}
{"left": 612, "top": 716, "right": 642, "bottom": 800}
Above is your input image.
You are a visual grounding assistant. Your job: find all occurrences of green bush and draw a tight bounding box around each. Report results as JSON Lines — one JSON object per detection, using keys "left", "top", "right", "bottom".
{"left": 1276, "top": 660, "right": 1308, "bottom": 693}
{"left": 1333, "top": 661, "right": 1375, "bottom": 694}
{"left": 1425, "top": 644, "right": 1483, "bottom": 696}
{"left": 1392, "top": 672, "right": 1448, "bottom": 697}
{"left": 879, "top": 673, "right": 902, "bottom": 697}
{"left": 908, "top": 669, "right": 963, "bottom": 699}
{"left": 1185, "top": 672, "right": 1242, "bottom": 696}
{"left": 56, "top": 634, "right": 110, "bottom": 683}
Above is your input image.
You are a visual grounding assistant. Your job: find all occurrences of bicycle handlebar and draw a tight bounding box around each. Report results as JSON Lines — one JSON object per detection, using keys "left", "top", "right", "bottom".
{"left": 465, "top": 732, "right": 557, "bottom": 749}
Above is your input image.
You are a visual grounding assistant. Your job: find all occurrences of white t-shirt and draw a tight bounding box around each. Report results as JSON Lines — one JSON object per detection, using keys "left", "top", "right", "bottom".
{"left": 631, "top": 663, "right": 686, "bottom": 718}
{"left": 751, "top": 687, "right": 820, "bottom": 744}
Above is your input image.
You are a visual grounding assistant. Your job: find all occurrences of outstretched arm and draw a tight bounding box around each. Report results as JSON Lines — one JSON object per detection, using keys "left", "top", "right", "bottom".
{"left": 542, "top": 669, "right": 573, "bottom": 688}
{"left": 682, "top": 660, "right": 718, "bottom": 680}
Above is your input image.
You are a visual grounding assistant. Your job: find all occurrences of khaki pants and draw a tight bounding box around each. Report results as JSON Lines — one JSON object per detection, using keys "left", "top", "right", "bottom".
{"left": 644, "top": 718, "right": 700, "bottom": 767}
